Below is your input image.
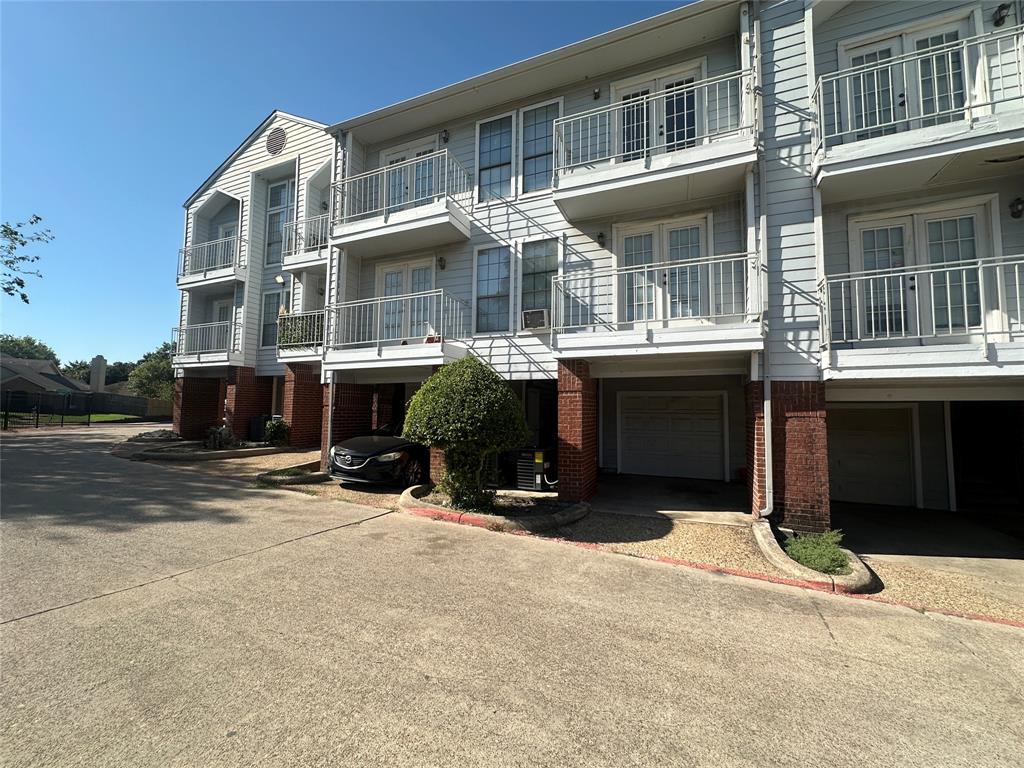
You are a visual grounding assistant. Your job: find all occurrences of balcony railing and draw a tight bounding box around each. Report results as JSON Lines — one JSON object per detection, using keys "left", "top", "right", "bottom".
{"left": 326, "top": 289, "right": 469, "bottom": 351}
{"left": 178, "top": 236, "right": 244, "bottom": 277}
{"left": 277, "top": 310, "right": 326, "bottom": 349}
{"left": 283, "top": 213, "right": 330, "bottom": 257}
{"left": 554, "top": 70, "right": 753, "bottom": 173}
{"left": 552, "top": 252, "right": 761, "bottom": 335}
{"left": 171, "top": 321, "right": 242, "bottom": 356}
{"left": 332, "top": 150, "right": 473, "bottom": 226}
{"left": 820, "top": 255, "right": 1024, "bottom": 348}
{"left": 813, "top": 24, "right": 1024, "bottom": 154}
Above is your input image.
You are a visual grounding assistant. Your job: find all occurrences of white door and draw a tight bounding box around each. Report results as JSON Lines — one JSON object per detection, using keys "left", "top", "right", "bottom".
{"left": 615, "top": 67, "right": 700, "bottom": 161}
{"left": 266, "top": 180, "right": 294, "bottom": 264}
{"left": 382, "top": 143, "right": 436, "bottom": 212}
{"left": 618, "top": 392, "right": 725, "bottom": 479}
{"left": 828, "top": 407, "right": 915, "bottom": 506}
{"left": 377, "top": 259, "right": 434, "bottom": 341}
{"left": 212, "top": 299, "right": 233, "bottom": 351}
{"left": 908, "top": 21, "right": 970, "bottom": 128}
{"left": 842, "top": 36, "right": 906, "bottom": 142}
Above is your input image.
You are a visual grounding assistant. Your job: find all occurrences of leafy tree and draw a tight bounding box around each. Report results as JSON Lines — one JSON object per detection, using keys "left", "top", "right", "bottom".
{"left": 105, "top": 360, "right": 136, "bottom": 385}
{"left": 61, "top": 360, "right": 90, "bottom": 383}
{"left": 403, "top": 357, "right": 529, "bottom": 510}
{"left": 2, "top": 215, "right": 53, "bottom": 303}
{"left": 128, "top": 343, "right": 174, "bottom": 400}
{"left": 0, "top": 334, "right": 60, "bottom": 366}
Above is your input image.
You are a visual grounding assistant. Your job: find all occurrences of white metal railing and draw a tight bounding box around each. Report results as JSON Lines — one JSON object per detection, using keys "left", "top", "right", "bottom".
{"left": 552, "top": 252, "right": 762, "bottom": 335}
{"left": 332, "top": 150, "right": 473, "bottom": 226}
{"left": 178, "top": 236, "right": 244, "bottom": 276}
{"left": 813, "top": 24, "right": 1024, "bottom": 154}
{"left": 554, "top": 70, "right": 753, "bottom": 173}
{"left": 326, "top": 289, "right": 469, "bottom": 351}
{"left": 277, "top": 309, "right": 326, "bottom": 349}
{"left": 820, "top": 255, "right": 1024, "bottom": 348}
{"left": 171, "top": 321, "right": 242, "bottom": 356}
{"left": 283, "top": 213, "right": 330, "bottom": 257}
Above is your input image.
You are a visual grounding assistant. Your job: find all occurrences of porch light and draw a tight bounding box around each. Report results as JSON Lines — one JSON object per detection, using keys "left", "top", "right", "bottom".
{"left": 437, "top": 255, "right": 447, "bottom": 270}
{"left": 274, "top": 274, "right": 285, "bottom": 285}
{"left": 593, "top": 88, "right": 601, "bottom": 100}
{"left": 1010, "top": 197, "right": 1024, "bottom": 219}
{"left": 597, "top": 231, "right": 606, "bottom": 248}
{"left": 993, "top": 3, "right": 1011, "bottom": 26}
{"left": 440, "top": 129, "right": 449, "bottom": 144}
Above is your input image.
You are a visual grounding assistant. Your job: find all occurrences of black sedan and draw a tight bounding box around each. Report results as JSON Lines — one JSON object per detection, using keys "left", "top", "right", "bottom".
{"left": 328, "top": 430, "right": 427, "bottom": 487}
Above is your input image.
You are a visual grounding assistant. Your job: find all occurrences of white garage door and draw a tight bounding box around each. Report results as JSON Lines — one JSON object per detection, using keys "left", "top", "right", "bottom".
{"left": 618, "top": 392, "right": 724, "bottom": 479}
{"left": 828, "top": 407, "right": 915, "bottom": 506}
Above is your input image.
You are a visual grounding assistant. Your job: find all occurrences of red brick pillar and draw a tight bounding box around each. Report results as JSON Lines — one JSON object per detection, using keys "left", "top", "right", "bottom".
{"left": 746, "top": 381, "right": 766, "bottom": 517}
{"left": 283, "top": 363, "right": 323, "bottom": 448}
{"left": 557, "top": 360, "right": 598, "bottom": 502}
{"left": 771, "top": 381, "right": 830, "bottom": 533}
{"left": 173, "top": 376, "right": 222, "bottom": 440}
{"left": 319, "top": 381, "right": 374, "bottom": 468}
{"left": 224, "top": 366, "right": 274, "bottom": 441}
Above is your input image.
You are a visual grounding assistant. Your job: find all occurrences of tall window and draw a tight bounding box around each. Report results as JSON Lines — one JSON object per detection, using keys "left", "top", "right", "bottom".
{"left": 265, "top": 179, "right": 294, "bottom": 265}
{"left": 261, "top": 288, "right": 290, "bottom": 347}
{"left": 521, "top": 103, "right": 559, "bottom": 193}
{"left": 478, "top": 116, "right": 513, "bottom": 202}
{"left": 475, "top": 245, "right": 511, "bottom": 332}
{"left": 521, "top": 239, "right": 558, "bottom": 313}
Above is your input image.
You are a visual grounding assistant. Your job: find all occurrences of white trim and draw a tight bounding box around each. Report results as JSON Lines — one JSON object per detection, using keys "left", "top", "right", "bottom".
{"left": 517, "top": 96, "right": 563, "bottom": 198}
{"left": 835, "top": 5, "right": 980, "bottom": 56}
{"left": 379, "top": 135, "right": 438, "bottom": 167}
{"left": 373, "top": 255, "right": 435, "bottom": 297}
{"left": 615, "top": 389, "right": 729, "bottom": 480}
{"left": 304, "top": 158, "right": 333, "bottom": 219}
{"left": 474, "top": 110, "right": 518, "bottom": 207}
{"left": 471, "top": 241, "right": 516, "bottom": 335}
{"left": 609, "top": 57, "right": 708, "bottom": 99}
{"left": 944, "top": 400, "right": 957, "bottom": 512}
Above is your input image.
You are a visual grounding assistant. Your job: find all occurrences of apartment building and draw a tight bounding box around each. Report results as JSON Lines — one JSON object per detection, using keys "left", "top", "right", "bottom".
{"left": 172, "top": 0, "right": 1024, "bottom": 532}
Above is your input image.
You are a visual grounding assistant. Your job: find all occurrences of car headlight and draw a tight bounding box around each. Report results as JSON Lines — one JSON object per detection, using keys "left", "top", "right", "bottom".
{"left": 377, "top": 451, "right": 402, "bottom": 463}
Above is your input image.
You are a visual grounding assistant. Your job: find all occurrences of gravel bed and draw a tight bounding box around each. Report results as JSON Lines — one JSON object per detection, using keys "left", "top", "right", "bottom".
{"left": 169, "top": 451, "right": 321, "bottom": 481}
{"left": 298, "top": 482, "right": 402, "bottom": 510}
{"left": 865, "top": 558, "right": 1024, "bottom": 624}
{"left": 551, "top": 512, "right": 784, "bottom": 577}
{"left": 422, "top": 491, "right": 573, "bottom": 517}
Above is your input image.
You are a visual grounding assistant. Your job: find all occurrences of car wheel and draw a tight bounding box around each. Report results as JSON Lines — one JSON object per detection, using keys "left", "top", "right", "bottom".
{"left": 401, "top": 457, "right": 424, "bottom": 487}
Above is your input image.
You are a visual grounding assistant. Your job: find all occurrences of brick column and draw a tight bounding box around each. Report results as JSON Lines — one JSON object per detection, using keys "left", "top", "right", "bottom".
{"left": 746, "top": 381, "right": 766, "bottom": 517}
{"left": 173, "top": 376, "right": 222, "bottom": 440}
{"left": 319, "top": 381, "right": 374, "bottom": 468}
{"left": 283, "top": 363, "right": 323, "bottom": 448}
{"left": 557, "top": 360, "right": 598, "bottom": 502}
{"left": 224, "top": 366, "right": 274, "bottom": 441}
{"left": 770, "top": 381, "right": 830, "bottom": 533}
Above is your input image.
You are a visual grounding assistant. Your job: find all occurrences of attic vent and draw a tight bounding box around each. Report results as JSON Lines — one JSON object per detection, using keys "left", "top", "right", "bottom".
{"left": 266, "top": 127, "right": 287, "bottom": 156}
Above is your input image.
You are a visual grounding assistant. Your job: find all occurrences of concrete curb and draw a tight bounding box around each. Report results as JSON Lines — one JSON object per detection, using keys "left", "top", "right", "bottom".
{"left": 751, "top": 519, "right": 875, "bottom": 594}
{"left": 256, "top": 460, "right": 330, "bottom": 486}
{"left": 134, "top": 444, "right": 292, "bottom": 462}
{"left": 399, "top": 484, "right": 590, "bottom": 533}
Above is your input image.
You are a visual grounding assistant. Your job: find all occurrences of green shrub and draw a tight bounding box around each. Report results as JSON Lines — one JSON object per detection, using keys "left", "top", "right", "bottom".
{"left": 783, "top": 529, "right": 849, "bottom": 574}
{"left": 403, "top": 357, "right": 529, "bottom": 510}
{"left": 264, "top": 419, "right": 291, "bottom": 446}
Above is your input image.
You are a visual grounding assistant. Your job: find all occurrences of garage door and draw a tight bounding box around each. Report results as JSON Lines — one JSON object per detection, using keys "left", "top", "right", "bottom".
{"left": 618, "top": 393, "right": 724, "bottom": 479}
{"left": 828, "top": 407, "right": 915, "bottom": 506}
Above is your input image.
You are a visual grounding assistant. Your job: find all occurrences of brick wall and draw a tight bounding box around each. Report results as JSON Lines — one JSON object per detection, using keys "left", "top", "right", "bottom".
{"left": 746, "top": 381, "right": 766, "bottom": 516}
{"left": 319, "top": 382, "right": 374, "bottom": 468}
{"left": 173, "top": 376, "right": 222, "bottom": 440}
{"left": 429, "top": 447, "right": 446, "bottom": 485}
{"left": 372, "top": 384, "right": 398, "bottom": 431}
{"left": 224, "top": 366, "right": 274, "bottom": 441}
{"left": 557, "top": 360, "right": 598, "bottom": 502}
{"left": 769, "top": 381, "right": 830, "bottom": 533}
{"left": 283, "top": 363, "right": 323, "bottom": 448}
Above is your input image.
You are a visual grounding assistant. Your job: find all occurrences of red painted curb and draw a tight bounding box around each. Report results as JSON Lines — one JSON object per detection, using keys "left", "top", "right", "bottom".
{"left": 405, "top": 507, "right": 1024, "bottom": 630}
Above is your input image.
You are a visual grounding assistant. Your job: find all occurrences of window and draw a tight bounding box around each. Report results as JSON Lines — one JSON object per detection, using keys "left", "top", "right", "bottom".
{"left": 265, "top": 179, "right": 294, "bottom": 265}
{"left": 261, "top": 288, "right": 290, "bottom": 347}
{"left": 477, "top": 115, "right": 513, "bottom": 202}
{"left": 475, "top": 245, "right": 511, "bottom": 332}
{"left": 521, "top": 239, "right": 558, "bottom": 313}
{"left": 520, "top": 102, "right": 559, "bottom": 193}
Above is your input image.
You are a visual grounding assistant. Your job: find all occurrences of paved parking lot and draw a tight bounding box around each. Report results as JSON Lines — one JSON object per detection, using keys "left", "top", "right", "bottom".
{"left": 2, "top": 425, "right": 1022, "bottom": 767}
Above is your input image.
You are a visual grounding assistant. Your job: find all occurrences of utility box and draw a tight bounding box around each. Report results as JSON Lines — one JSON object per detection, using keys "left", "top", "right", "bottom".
{"left": 515, "top": 448, "right": 555, "bottom": 491}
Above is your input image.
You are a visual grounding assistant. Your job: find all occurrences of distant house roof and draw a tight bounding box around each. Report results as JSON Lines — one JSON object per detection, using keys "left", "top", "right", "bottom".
{"left": 0, "top": 358, "right": 90, "bottom": 393}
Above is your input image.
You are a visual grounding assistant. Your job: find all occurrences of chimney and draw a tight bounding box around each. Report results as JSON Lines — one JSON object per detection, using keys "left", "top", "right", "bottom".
{"left": 89, "top": 355, "right": 107, "bottom": 392}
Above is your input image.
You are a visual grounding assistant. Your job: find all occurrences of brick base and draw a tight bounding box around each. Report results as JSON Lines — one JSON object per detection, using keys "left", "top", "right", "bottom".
{"left": 224, "top": 366, "right": 274, "bottom": 441}
{"left": 429, "top": 447, "right": 446, "bottom": 484}
{"left": 557, "top": 360, "right": 598, "bottom": 502}
{"left": 173, "top": 376, "right": 222, "bottom": 440}
{"left": 747, "top": 380, "right": 830, "bottom": 533}
{"left": 283, "top": 363, "right": 323, "bottom": 448}
{"left": 320, "top": 381, "right": 374, "bottom": 469}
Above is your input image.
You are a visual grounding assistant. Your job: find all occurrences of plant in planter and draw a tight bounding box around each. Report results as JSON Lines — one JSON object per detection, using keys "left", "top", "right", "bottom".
{"left": 783, "top": 529, "right": 849, "bottom": 574}
{"left": 403, "top": 356, "right": 529, "bottom": 511}
{"left": 264, "top": 419, "right": 291, "bottom": 446}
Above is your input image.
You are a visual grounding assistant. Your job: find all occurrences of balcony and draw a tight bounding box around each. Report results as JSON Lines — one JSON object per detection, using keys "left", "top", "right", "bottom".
{"left": 277, "top": 309, "right": 326, "bottom": 361}
{"left": 812, "top": 25, "right": 1024, "bottom": 196}
{"left": 177, "top": 236, "right": 246, "bottom": 288}
{"left": 552, "top": 70, "right": 756, "bottom": 221}
{"left": 282, "top": 214, "right": 330, "bottom": 270}
{"left": 820, "top": 255, "right": 1024, "bottom": 379}
{"left": 551, "top": 252, "right": 763, "bottom": 358}
{"left": 171, "top": 321, "right": 243, "bottom": 367}
{"left": 331, "top": 150, "right": 472, "bottom": 257}
{"left": 323, "top": 289, "right": 470, "bottom": 371}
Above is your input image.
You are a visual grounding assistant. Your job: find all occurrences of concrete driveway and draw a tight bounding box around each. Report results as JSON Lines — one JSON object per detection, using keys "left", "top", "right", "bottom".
{"left": 2, "top": 426, "right": 1023, "bottom": 767}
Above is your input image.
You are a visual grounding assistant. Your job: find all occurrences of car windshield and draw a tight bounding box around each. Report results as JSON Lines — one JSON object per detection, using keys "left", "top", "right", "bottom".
{"left": 371, "top": 423, "right": 402, "bottom": 437}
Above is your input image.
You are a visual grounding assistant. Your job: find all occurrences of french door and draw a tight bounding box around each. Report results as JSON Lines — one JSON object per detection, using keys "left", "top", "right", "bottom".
{"left": 377, "top": 259, "right": 434, "bottom": 341}
{"left": 619, "top": 219, "right": 709, "bottom": 326}
{"left": 382, "top": 143, "right": 436, "bottom": 213}
{"left": 212, "top": 299, "right": 234, "bottom": 351}
{"left": 615, "top": 67, "right": 701, "bottom": 162}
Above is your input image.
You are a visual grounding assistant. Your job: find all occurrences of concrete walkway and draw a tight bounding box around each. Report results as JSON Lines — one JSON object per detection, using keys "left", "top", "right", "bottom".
{"left": 589, "top": 473, "right": 750, "bottom": 525}
{"left": 2, "top": 426, "right": 1022, "bottom": 767}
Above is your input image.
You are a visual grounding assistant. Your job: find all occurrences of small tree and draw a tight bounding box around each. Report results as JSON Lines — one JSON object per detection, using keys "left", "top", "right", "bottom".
{"left": 403, "top": 357, "right": 529, "bottom": 510}
{"left": 61, "top": 360, "right": 90, "bottom": 383}
{"left": 2, "top": 215, "right": 53, "bottom": 304}
{"left": 0, "top": 334, "right": 60, "bottom": 366}
{"left": 128, "top": 344, "right": 174, "bottom": 400}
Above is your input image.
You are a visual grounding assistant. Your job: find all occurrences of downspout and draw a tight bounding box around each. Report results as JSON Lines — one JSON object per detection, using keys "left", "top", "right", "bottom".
{"left": 753, "top": 7, "right": 773, "bottom": 520}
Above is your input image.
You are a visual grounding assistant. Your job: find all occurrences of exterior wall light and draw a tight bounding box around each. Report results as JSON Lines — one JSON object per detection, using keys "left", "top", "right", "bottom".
{"left": 597, "top": 231, "right": 606, "bottom": 248}
{"left": 1010, "top": 197, "right": 1024, "bottom": 219}
{"left": 440, "top": 129, "right": 450, "bottom": 144}
{"left": 593, "top": 88, "right": 601, "bottom": 100}
{"left": 437, "top": 255, "right": 447, "bottom": 270}
{"left": 993, "top": 3, "right": 1011, "bottom": 26}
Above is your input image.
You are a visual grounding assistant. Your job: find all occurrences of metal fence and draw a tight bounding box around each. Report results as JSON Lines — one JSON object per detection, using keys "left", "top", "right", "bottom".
{"left": 283, "top": 213, "right": 330, "bottom": 258}
{"left": 326, "top": 289, "right": 470, "bottom": 350}
{"left": 178, "top": 235, "right": 244, "bottom": 276}
{"left": 278, "top": 310, "right": 326, "bottom": 348}
{"left": 1, "top": 390, "right": 157, "bottom": 429}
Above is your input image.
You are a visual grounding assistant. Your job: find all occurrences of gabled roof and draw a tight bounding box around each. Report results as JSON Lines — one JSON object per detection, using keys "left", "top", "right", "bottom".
{"left": 183, "top": 110, "right": 328, "bottom": 208}
{"left": 0, "top": 358, "right": 90, "bottom": 393}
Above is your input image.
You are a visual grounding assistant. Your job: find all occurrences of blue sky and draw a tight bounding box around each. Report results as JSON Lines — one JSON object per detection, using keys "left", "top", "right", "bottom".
{"left": 1, "top": 0, "right": 679, "bottom": 364}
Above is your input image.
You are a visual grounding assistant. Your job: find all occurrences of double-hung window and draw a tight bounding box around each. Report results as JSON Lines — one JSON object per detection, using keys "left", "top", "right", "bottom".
{"left": 521, "top": 239, "right": 558, "bottom": 314}
{"left": 520, "top": 102, "right": 559, "bottom": 194}
{"left": 475, "top": 245, "right": 512, "bottom": 332}
{"left": 261, "top": 287, "right": 290, "bottom": 347}
{"left": 477, "top": 116, "right": 514, "bottom": 202}
{"left": 265, "top": 179, "right": 295, "bottom": 265}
